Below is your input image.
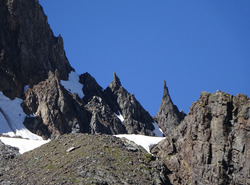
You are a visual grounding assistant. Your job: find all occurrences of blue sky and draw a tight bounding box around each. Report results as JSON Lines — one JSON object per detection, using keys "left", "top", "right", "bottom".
{"left": 39, "top": 0, "right": 250, "bottom": 115}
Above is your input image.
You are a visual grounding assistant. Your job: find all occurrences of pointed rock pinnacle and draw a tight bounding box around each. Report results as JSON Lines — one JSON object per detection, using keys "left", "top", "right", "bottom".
{"left": 163, "top": 80, "right": 169, "bottom": 97}
{"left": 113, "top": 72, "right": 121, "bottom": 87}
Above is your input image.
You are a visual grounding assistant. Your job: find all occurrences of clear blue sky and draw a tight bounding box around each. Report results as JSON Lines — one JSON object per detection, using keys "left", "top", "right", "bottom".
{"left": 39, "top": 0, "right": 250, "bottom": 115}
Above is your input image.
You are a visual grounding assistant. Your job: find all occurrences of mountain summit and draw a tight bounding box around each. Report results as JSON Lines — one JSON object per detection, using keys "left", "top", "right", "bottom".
{"left": 155, "top": 81, "right": 186, "bottom": 135}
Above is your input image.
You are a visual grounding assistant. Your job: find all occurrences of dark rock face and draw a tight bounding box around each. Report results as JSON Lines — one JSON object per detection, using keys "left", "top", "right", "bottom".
{"left": 104, "top": 73, "right": 155, "bottom": 136}
{"left": 152, "top": 91, "right": 250, "bottom": 185}
{"left": 155, "top": 81, "right": 185, "bottom": 136}
{"left": 0, "top": 134, "right": 170, "bottom": 185}
{"left": 23, "top": 71, "right": 90, "bottom": 139}
{"left": 80, "top": 72, "right": 104, "bottom": 103}
{"left": 0, "top": 0, "right": 72, "bottom": 99}
{"left": 81, "top": 72, "right": 156, "bottom": 136}
{"left": 85, "top": 96, "right": 127, "bottom": 135}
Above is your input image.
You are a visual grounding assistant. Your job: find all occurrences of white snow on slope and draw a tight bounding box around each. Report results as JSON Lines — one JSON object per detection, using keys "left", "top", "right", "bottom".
{"left": 153, "top": 122, "right": 163, "bottom": 137}
{"left": 0, "top": 91, "right": 43, "bottom": 140}
{"left": 115, "top": 134, "right": 165, "bottom": 153}
{"left": 115, "top": 112, "right": 124, "bottom": 122}
{"left": 60, "top": 71, "right": 84, "bottom": 98}
{"left": 0, "top": 137, "right": 50, "bottom": 154}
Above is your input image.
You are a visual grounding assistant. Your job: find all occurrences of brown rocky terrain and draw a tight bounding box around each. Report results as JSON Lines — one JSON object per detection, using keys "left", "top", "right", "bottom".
{"left": 0, "top": 134, "right": 170, "bottom": 185}
{"left": 152, "top": 91, "right": 250, "bottom": 185}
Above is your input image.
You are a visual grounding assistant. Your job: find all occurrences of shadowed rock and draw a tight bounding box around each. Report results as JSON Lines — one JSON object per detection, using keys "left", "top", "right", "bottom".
{"left": 155, "top": 81, "right": 185, "bottom": 136}
{"left": 104, "top": 73, "right": 155, "bottom": 136}
{"left": 0, "top": 0, "right": 72, "bottom": 99}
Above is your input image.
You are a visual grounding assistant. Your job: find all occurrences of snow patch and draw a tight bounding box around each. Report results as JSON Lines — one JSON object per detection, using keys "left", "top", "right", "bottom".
{"left": 115, "top": 111, "right": 124, "bottom": 122}
{"left": 60, "top": 71, "right": 84, "bottom": 98}
{"left": 0, "top": 91, "right": 43, "bottom": 140}
{"left": 153, "top": 122, "right": 163, "bottom": 137}
{"left": 115, "top": 134, "right": 165, "bottom": 153}
{"left": 0, "top": 137, "right": 50, "bottom": 154}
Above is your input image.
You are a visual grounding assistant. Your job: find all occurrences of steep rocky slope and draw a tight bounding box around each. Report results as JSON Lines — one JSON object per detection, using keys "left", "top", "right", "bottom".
{"left": 104, "top": 73, "right": 155, "bottom": 136}
{"left": 0, "top": 0, "right": 72, "bottom": 99}
{"left": 0, "top": 0, "right": 160, "bottom": 138}
{"left": 155, "top": 81, "right": 186, "bottom": 136}
{"left": 22, "top": 71, "right": 90, "bottom": 139}
{"left": 0, "top": 134, "right": 170, "bottom": 185}
{"left": 0, "top": 140, "right": 19, "bottom": 169}
{"left": 152, "top": 91, "right": 250, "bottom": 185}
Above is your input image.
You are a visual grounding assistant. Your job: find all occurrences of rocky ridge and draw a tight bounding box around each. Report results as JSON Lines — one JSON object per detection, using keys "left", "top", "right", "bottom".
{"left": 0, "top": 0, "right": 249, "bottom": 184}
{"left": 1, "top": 0, "right": 166, "bottom": 139}
{"left": 152, "top": 91, "right": 250, "bottom": 185}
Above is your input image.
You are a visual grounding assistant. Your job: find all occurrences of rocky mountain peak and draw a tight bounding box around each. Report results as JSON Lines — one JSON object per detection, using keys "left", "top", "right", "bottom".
{"left": 108, "top": 72, "right": 122, "bottom": 92}
{"left": 163, "top": 80, "right": 169, "bottom": 95}
{"left": 155, "top": 81, "right": 185, "bottom": 136}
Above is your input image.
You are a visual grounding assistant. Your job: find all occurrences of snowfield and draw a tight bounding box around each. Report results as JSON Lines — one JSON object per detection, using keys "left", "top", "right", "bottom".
{"left": 115, "top": 134, "right": 165, "bottom": 153}
{"left": 0, "top": 137, "right": 50, "bottom": 154}
{"left": 0, "top": 91, "right": 49, "bottom": 154}
{"left": 60, "top": 71, "right": 84, "bottom": 98}
{"left": 0, "top": 91, "right": 43, "bottom": 140}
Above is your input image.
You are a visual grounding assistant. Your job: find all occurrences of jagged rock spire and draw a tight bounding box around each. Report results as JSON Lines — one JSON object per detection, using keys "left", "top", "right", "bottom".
{"left": 162, "top": 80, "right": 172, "bottom": 105}
{"left": 113, "top": 72, "right": 121, "bottom": 86}
{"left": 155, "top": 81, "right": 185, "bottom": 136}
{"left": 108, "top": 72, "right": 122, "bottom": 92}
{"left": 104, "top": 73, "right": 155, "bottom": 136}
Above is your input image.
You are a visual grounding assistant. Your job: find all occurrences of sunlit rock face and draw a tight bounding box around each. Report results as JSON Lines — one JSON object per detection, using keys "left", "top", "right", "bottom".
{"left": 152, "top": 91, "right": 250, "bottom": 185}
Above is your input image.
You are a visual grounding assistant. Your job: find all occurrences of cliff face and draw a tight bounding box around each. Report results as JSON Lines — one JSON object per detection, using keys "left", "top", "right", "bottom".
{"left": 0, "top": 0, "right": 72, "bottom": 99}
{"left": 23, "top": 71, "right": 90, "bottom": 139}
{"left": 152, "top": 91, "right": 250, "bottom": 185}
